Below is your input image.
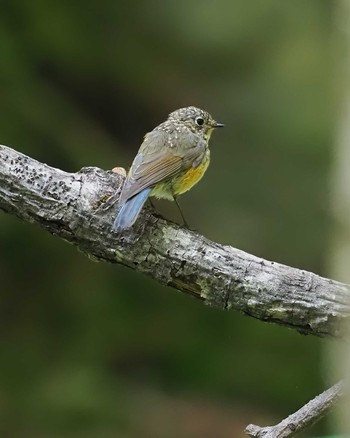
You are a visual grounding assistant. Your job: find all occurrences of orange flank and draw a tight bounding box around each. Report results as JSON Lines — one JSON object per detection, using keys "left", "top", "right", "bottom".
{"left": 175, "top": 159, "right": 210, "bottom": 195}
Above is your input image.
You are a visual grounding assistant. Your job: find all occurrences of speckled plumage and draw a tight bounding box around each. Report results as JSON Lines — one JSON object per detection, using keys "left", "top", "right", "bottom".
{"left": 113, "top": 106, "right": 223, "bottom": 230}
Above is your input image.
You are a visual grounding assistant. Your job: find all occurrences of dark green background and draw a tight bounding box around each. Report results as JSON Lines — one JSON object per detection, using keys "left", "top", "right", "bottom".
{"left": 0, "top": 1, "right": 337, "bottom": 436}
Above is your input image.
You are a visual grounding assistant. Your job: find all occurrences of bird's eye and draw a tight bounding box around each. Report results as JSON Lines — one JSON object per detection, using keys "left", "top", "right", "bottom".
{"left": 195, "top": 117, "right": 204, "bottom": 126}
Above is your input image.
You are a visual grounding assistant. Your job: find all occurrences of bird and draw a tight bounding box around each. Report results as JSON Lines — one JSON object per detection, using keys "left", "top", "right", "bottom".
{"left": 113, "top": 106, "right": 224, "bottom": 231}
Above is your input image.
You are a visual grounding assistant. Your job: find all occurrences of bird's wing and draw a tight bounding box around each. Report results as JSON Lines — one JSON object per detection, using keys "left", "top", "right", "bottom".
{"left": 120, "top": 131, "right": 205, "bottom": 203}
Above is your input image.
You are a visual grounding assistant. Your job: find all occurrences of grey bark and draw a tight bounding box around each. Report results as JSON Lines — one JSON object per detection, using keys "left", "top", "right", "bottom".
{"left": 245, "top": 380, "right": 344, "bottom": 438}
{"left": 0, "top": 144, "right": 349, "bottom": 338}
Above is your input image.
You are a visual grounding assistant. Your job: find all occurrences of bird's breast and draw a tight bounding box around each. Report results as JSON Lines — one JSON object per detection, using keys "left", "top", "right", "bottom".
{"left": 173, "top": 150, "right": 210, "bottom": 195}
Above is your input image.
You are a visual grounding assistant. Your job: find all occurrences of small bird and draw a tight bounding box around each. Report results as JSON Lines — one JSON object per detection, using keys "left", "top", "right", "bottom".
{"left": 113, "top": 106, "right": 224, "bottom": 231}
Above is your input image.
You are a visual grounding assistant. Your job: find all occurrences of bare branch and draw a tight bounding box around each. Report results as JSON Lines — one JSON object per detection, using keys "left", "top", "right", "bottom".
{"left": 245, "top": 380, "right": 345, "bottom": 437}
{"left": 0, "top": 144, "right": 349, "bottom": 337}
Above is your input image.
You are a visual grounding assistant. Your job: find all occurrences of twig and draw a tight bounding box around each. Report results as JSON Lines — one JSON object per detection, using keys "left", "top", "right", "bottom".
{"left": 0, "top": 144, "right": 349, "bottom": 337}
{"left": 245, "top": 380, "right": 345, "bottom": 437}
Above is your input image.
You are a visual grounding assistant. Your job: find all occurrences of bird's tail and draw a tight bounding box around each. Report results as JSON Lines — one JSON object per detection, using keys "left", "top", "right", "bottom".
{"left": 113, "top": 188, "right": 152, "bottom": 231}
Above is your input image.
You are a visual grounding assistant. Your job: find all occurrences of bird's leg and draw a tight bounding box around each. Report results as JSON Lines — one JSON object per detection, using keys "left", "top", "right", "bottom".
{"left": 148, "top": 197, "right": 156, "bottom": 210}
{"left": 173, "top": 195, "right": 189, "bottom": 228}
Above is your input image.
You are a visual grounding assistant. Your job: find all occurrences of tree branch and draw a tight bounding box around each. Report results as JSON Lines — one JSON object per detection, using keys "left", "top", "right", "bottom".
{"left": 0, "top": 144, "right": 349, "bottom": 337}
{"left": 245, "top": 380, "right": 345, "bottom": 437}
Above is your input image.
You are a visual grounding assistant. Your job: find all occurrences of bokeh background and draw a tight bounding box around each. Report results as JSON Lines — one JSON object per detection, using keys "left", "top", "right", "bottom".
{"left": 0, "top": 1, "right": 346, "bottom": 437}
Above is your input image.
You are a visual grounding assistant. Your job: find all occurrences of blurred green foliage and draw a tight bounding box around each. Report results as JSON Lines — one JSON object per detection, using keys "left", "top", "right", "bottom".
{"left": 0, "top": 1, "right": 337, "bottom": 436}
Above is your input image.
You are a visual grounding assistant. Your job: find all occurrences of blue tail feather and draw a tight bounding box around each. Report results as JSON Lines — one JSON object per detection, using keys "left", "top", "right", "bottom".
{"left": 113, "top": 188, "right": 152, "bottom": 231}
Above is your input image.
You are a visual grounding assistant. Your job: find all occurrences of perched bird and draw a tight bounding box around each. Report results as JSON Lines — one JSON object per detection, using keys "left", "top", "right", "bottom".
{"left": 113, "top": 106, "right": 224, "bottom": 231}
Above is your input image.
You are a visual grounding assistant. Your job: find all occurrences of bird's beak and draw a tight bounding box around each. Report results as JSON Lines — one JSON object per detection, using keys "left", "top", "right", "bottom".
{"left": 213, "top": 122, "right": 224, "bottom": 128}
